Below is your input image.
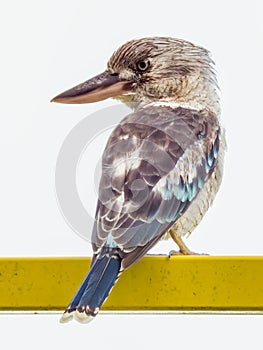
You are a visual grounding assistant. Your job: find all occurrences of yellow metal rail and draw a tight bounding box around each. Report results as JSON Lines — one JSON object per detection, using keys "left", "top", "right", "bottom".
{"left": 0, "top": 256, "right": 263, "bottom": 312}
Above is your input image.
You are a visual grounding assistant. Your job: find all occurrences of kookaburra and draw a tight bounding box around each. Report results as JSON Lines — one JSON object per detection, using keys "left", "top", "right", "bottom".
{"left": 52, "top": 37, "right": 225, "bottom": 323}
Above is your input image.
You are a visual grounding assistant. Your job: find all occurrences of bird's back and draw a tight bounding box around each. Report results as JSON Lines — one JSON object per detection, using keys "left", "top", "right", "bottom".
{"left": 92, "top": 105, "right": 221, "bottom": 268}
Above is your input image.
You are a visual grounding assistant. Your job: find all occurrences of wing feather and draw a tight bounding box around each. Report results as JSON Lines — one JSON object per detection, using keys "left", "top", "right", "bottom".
{"left": 92, "top": 106, "right": 220, "bottom": 267}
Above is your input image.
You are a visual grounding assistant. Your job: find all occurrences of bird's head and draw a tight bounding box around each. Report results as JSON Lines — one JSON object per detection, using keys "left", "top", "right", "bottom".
{"left": 52, "top": 37, "right": 219, "bottom": 112}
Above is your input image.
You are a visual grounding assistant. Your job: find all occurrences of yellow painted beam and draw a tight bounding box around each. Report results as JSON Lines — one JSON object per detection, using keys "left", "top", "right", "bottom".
{"left": 0, "top": 256, "right": 263, "bottom": 312}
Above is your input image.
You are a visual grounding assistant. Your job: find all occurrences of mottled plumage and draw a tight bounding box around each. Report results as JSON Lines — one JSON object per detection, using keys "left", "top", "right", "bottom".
{"left": 52, "top": 37, "right": 225, "bottom": 323}
{"left": 92, "top": 105, "right": 220, "bottom": 268}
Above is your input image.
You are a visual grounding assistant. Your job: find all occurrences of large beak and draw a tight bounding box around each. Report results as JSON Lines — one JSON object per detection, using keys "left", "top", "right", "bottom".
{"left": 51, "top": 71, "right": 134, "bottom": 104}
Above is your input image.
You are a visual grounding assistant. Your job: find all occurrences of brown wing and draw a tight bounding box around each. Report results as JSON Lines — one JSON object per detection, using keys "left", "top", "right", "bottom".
{"left": 91, "top": 106, "right": 220, "bottom": 269}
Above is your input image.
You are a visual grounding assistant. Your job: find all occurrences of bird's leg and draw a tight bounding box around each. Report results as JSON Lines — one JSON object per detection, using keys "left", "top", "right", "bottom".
{"left": 168, "top": 227, "right": 205, "bottom": 256}
{"left": 168, "top": 228, "right": 193, "bottom": 255}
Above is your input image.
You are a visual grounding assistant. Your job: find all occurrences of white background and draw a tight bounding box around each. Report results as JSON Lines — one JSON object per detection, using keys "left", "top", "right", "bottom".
{"left": 0, "top": 0, "right": 262, "bottom": 348}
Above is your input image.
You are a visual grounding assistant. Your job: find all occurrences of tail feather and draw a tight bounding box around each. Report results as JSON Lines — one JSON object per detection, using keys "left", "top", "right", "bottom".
{"left": 60, "top": 250, "right": 122, "bottom": 324}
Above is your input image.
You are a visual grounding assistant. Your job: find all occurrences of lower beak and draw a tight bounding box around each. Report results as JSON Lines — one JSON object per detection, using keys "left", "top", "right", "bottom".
{"left": 51, "top": 71, "right": 133, "bottom": 104}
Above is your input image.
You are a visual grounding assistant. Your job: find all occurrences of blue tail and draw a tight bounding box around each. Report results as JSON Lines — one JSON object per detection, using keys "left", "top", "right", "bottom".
{"left": 60, "top": 249, "right": 122, "bottom": 323}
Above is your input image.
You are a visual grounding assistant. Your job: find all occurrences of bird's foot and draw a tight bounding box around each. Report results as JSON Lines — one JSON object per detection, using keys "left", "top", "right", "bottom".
{"left": 168, "top": 249, "right": 208, "bottom": 258}
{"left": 168, "top": 227, "right": 208, "bottom": 257}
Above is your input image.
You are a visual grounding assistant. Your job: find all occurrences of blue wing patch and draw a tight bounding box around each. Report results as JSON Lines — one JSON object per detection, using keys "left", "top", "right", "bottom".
{"left": 153, "top": 130, "right": 220, "bottom": 224}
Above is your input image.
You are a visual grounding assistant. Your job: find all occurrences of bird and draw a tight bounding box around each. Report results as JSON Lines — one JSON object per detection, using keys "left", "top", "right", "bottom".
{"left": 52, "top": 37, "right": 225, "bottom": 323}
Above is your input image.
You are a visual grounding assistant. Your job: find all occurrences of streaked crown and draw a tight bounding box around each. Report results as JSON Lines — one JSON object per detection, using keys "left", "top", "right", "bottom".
{"left": 107, "top": 37, "right": 219, "bottom": 113}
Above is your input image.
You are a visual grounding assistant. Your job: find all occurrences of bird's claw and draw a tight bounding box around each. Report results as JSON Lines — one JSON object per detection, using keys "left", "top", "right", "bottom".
{"left": 168, "top": 249, "right": 209, "bottom": 258}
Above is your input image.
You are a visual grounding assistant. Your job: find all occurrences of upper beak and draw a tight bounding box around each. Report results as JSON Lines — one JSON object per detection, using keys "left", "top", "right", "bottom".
{"left": 51, "top": 71, "right": 134, "bottom": 104}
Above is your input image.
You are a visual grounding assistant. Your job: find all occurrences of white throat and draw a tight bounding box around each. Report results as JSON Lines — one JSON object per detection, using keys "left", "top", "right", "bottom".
{"left": 142, "top": 100, "right": 208, "bottom": 112}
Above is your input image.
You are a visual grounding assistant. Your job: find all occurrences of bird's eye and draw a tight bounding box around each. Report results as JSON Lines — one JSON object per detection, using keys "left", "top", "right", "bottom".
{"left": 136, "top": 59, "right": 150, "bottom": 72}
